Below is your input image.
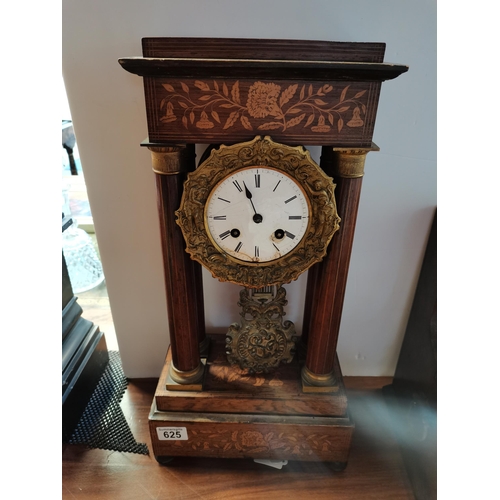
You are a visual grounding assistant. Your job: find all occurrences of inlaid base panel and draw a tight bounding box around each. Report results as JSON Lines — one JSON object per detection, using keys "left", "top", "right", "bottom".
{"left": 155, "top": 335, "right": 348, "bottom": 417}
{"left": 149, "top": 335, "right": 354, "bottom": 463}
{"left": 149, "top": 402, "right": 354, "bottom": 463}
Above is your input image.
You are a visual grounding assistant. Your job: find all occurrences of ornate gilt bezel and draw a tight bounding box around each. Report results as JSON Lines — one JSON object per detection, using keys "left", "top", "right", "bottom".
{"left": 175, "top": 136, "right": 340, "bottom": 288}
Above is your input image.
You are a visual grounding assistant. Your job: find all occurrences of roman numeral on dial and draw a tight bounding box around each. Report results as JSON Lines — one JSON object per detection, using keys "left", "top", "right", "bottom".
{"left": 233, "top": 180, "right": 243, "bottom": 192}
{"left": 255, "top": 173, "right": 260, "bottom": 188}
{"left": 219, "top": 230, "right": 231, "bottom": 240}
{"left": 234, "top": 242, "right": 243, "bottom": 252}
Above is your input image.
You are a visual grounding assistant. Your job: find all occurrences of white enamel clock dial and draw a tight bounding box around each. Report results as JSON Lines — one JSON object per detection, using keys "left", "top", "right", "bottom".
{"left": 205, "top": 166, "right": 310, "bottom": 263}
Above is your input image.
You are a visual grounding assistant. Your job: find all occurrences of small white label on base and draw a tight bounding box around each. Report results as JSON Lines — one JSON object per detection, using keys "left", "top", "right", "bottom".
{"left": 254, "top": 459, "right": 288, "bottom": 469}
{"left": 156, "top": 427, "right": 188, "bottom": 441}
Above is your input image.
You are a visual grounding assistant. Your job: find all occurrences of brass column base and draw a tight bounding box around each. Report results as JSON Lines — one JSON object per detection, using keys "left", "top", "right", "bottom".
{"left": 301, "top": 366, "right": 340, "bottom": 393}
{"left": 166, "top": 360, "right": 206, "bottom": 392}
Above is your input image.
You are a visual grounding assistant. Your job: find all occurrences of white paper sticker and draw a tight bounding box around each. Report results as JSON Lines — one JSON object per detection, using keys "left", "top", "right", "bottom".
{"left": 156, "top": 427, "right": 188, "bottom": 441}
{"left": 254, "top": 459, "right": 288, "bottom": 469}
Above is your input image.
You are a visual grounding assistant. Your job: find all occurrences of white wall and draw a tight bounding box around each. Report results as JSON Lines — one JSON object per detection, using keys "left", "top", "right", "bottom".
{"left": 62, "top": 0, "right": 436, "bottom": 378}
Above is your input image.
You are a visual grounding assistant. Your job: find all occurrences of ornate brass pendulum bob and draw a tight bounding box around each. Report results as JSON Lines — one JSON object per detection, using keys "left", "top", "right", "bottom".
{"left": 226, "top": 285, "right": 298, "bottom": 373}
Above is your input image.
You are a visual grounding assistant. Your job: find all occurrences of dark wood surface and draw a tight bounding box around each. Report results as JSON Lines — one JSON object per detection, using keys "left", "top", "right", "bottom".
{"left": 193, "top": 259, "right": 207, "bottom": 348}
{"left": 140, "top": 77, "right": 382, "bottom": 146}
{"left": 151, "top": 337, "right": 353, "bottom": 463}
{"left": 154, "top": 151, "right": 202, "bottom": 373}
{"left": 155, "top": 336, "right": 348, "bottom": 417}
{"left": 300, "top": 144, "right": 342, "bottom": 349}
{"left": 141, "top": 37, "right": 387, "bottom": 62}
{"left": 62, "top": 376, "right": 415, "bottom": 499}
{"left": 150, "top": 398, "right": 353, "bottom": 463}
{"left": 305, "top": 149, "right": 364, "bottom": 375}
{"left": 119, "top": 38, "right": 407, "bottom": 146}
{"left": 120, "top": 58, "right": 407, "bottom": 81}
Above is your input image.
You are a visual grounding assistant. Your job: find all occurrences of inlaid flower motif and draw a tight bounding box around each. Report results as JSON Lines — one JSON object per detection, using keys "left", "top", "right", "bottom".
{"left": 239, "top": 431, "right": 268, "bottom": 449}
{"left": 161, "top": 101, "right": 176, "bottom": 123}
{"left": 196, "top": 111, "right": 214, "bottom": 129}
{"left": 311, "top": 115, "right": 331, "bottom": 132}
{"left": 246, "top": 82, "right": 281, "bottom": 118}
{"left": 160, "top": 80, "right": 368, "bottom": 134}
{"left": 347, "top": 107, "right": 364, "bottom": 127}
{"left": 268, "top": 372, "right": 284, "bottom": 387}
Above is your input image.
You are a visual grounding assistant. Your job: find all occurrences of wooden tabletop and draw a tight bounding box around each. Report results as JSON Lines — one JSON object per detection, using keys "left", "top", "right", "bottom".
{"left": 62, "top": 376, "right": 415, "bottom": 499}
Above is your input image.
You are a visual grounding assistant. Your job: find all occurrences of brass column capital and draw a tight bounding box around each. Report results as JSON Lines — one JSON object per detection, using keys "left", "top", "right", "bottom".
{"left": 148, "top": 145, "right": 190, "bottom": 175}
{"left": 331, "top": 143, "right": 379, "bottom": 178}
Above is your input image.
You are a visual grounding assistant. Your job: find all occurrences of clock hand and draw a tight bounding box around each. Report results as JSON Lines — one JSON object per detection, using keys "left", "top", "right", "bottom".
{"left": 243, "top": 182, "right": 263, "bottom": 224}
{"left": 243, "top": 182, "right": 257, "bottom": 214}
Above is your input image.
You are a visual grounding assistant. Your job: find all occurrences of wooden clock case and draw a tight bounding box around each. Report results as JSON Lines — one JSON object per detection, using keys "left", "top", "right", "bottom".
{"left": 119, "top": 38, "right": 407, "bottom": 467}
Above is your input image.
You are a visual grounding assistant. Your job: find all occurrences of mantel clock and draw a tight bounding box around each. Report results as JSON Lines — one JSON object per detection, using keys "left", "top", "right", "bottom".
{"left": 120, "top": 37, "right": 407, "bottom": 468}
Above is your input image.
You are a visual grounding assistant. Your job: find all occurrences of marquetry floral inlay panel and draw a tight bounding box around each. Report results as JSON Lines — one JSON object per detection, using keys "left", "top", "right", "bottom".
{"left": 175, "top": 428, "right": 348, "bottom": 457}
{"left": 159, "top": 80, "right": 368, "bottom": 134}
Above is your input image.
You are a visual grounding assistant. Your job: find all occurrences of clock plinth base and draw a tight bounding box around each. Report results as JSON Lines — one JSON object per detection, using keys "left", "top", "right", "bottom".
{"left": 149, "top": 335, "right": 354, "bottom": 464}
{"left": 149, "top": 401, "right": 353, "bottom": 464}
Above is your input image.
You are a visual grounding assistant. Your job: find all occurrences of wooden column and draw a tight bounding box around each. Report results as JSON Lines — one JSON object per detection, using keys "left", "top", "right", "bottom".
{"left": 302, "top": 146, "right": 376, "bottom": 392}
{"left": 299, "top": 263, "right": 319, "bottom": 354}
{"left": 149, "top": 145, "right": 205, "bottom": 388}
{"left": 193, "top": 261, "right": 210, "bottom": 356}
{"left": 299, "top": 147, "right": 333, "bottom": 353}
